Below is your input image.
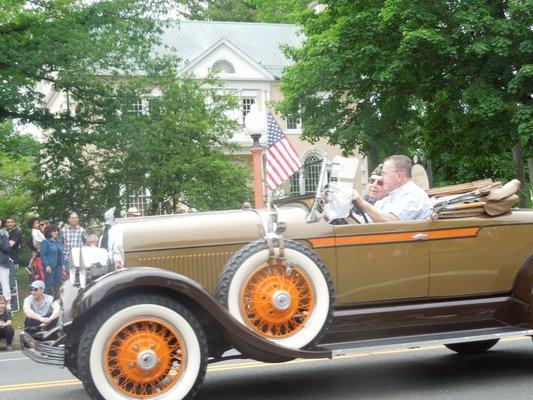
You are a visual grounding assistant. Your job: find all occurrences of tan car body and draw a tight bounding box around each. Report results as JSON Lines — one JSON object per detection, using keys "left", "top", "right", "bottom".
{"left": 21, "top": 199, "right": 533, "bottom": 400}
{"left": 121, "top": 206, "right": 533, "bottom": 307}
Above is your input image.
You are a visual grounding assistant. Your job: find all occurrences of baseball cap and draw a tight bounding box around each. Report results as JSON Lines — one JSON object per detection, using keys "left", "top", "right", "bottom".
{"left": 29, "top": 280, "right": 45, "bottom": 290}
{"left": 371, "top": 164, "right": 383, "bottom": 176}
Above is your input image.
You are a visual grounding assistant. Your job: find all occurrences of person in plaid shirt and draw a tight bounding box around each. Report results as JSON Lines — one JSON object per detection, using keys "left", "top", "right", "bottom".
{"left": 61, "top": 212, "right": 87, "bottom": 264}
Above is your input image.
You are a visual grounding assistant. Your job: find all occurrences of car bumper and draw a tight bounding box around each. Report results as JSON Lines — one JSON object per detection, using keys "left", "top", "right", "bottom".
{"left": 20, "top": 328, "right": 65, "bottom": 366}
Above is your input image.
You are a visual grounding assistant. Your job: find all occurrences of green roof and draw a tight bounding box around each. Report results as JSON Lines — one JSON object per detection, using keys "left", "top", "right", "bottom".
{"left": 157, "top": 21, "right": 303, "bottom": 77}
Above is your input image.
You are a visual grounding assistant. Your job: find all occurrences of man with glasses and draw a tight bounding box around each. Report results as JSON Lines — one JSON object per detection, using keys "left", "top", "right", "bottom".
{"left": 354, "top": 155, "right": 431, "bottom": 222}
{"left": 23, "top": 280, "right": 60, "bottom": 333}
{"left": 365, "top": 164, "right": 386, "bottom": 205}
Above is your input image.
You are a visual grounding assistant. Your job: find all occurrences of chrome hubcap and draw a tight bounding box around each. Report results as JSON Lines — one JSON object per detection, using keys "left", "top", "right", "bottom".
{"left": 272, "top": 290, "right": 292, "bottom": 311}
{"left": 137, "top": 350, "right": 158, "bottom": 371}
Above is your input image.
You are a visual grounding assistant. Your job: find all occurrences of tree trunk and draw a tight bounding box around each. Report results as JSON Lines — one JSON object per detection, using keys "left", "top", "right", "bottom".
{"left": 511, "top": 143, "right": 529, "bottom": 206}
{"left": 511, "top": 143, "right": 526, "bottom": 188}
{"left": 527, "top": 157, "right": 533, "bottom": 188}
{"left": 367, "top": 145, "right": 379, "bottom": 174}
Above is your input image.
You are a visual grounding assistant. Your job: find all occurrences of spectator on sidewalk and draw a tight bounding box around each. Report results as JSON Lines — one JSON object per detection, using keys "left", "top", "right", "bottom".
{"left": 40, "top": 226, "right": 64, "bottom": 295}
{"left": 61, "top": 212, "right": 87, "bottom": 263}
{"left": 23, "top": 280, "right": 60, "bottom": 334}
{"left": 85, "top": 234, "right": 99, "bottom": 247}
{"left": 27, "top": 218, "right": 45, "bottom": 280}
{"left": 0, "top": 294, "right": 14, "bottom": 350}
{"left": 0, "top": 220, "right": 12, "bottom": 310}
{"left": 5, "top": 215, "right": 22, "bottom": 289}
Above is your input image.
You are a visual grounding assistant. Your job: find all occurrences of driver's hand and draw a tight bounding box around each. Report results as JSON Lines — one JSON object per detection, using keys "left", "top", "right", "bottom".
{"left": 352, "top": 190, "right": 365, "bottom": 206}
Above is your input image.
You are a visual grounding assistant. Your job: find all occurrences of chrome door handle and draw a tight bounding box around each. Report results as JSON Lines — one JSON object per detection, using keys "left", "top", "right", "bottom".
{"left": 412, "top": 233, "right": 428, "bottom": 241}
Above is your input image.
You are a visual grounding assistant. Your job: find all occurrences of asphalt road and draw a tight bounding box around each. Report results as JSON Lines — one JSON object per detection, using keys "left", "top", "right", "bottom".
{"left": 1, "top": 336, "right": 532, "bottom": 400}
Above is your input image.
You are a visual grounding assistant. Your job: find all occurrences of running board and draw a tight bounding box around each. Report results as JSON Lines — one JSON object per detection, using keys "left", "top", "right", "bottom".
{"left": 322, "top": 327, "right": 533, "bottom": 356}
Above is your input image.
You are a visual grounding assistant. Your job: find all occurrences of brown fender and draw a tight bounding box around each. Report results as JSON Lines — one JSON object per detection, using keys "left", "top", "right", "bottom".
{"left": 500, "top": 255, "right": 533, "bottom": 326}
{"left": 69, "top": 267, "right": 332, "bottom": 363}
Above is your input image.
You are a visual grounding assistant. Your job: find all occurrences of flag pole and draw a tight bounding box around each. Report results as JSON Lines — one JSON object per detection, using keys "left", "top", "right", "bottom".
{"left": 251, "top": 136, "right": 264, "bottom": 209}
{"left": 245, "top": 104, "right": 265, "bottom": 210}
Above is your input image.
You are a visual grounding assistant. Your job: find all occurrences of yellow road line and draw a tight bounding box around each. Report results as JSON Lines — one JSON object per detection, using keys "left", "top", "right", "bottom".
{"left": 0, "top": 379, "right": 81, "bottom": 393}
{"left": 1, "top": 336, "right": 530, "bottom": 392}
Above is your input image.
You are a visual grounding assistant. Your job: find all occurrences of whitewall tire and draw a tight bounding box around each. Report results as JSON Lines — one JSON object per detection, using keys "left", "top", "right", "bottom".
{"left": 217, "top": 238, "right": 334, "bottom": 349}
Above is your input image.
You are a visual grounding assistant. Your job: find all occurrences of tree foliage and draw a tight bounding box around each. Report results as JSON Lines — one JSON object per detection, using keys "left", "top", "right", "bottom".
{"left": 0, "top": 122, "right": 41, "bottom": 218}
{"left": 179, "top": 0, "right": 259, "bottom": 21}
{"left": 2, "top": 1, "right": 252, "bottom": 222}
{"left": 102, "top": 75, "right": 251, "bottom": 214}
{"left": 179, "top": 0, "right": 308, "bottom": 23}
{"left": 0, "top": 0, "right": 174, "bottom": 127}
{"left": 279, "top": 0, "right": 532, "bottom": 190}
{"left": 38, "top": 73, "right": 251, "bottom": 221}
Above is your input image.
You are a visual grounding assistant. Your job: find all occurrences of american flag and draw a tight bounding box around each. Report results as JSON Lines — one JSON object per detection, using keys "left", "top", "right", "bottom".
{"left": 266, "top": 110, "right": 301, "bottom": 190}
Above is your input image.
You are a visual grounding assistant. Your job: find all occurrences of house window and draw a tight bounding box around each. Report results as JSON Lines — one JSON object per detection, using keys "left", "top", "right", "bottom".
{"left": 289, "top": 172, "right": 302, "bottom": 196}
{"left": 211, "top": 59, "right": 235, "bottom": 74}
{"left": 242, "top": 97, "right": 255, "bottom": 124}
{"left": 303, "top": 155, "right": 322, "bottom": 193}
{"left": 130, "top": 99, "right": 145, "bottom": 115}
{"left": 128, "top": 189, "right": 149, "bottom": 216}
{"left": 289, "top": 153, "right": 325, "bottom": 196}
{"left": 128, "top": 188, "right": 163, "bottom": 216}
{"left": 286, "top": 115, "right": 301, "bottom": 130}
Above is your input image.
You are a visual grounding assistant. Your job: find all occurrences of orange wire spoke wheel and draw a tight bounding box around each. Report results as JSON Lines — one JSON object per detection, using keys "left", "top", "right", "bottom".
{"left": 104, "top": 318, "right": 186, "bottom": 398}
{"left": 241, "top": 262, "right": 315, "bottom": 338}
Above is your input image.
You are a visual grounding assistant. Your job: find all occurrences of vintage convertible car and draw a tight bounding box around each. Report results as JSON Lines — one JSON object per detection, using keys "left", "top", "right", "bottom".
{"left": 21, "top": 160, "right": 533, "bottom": 400}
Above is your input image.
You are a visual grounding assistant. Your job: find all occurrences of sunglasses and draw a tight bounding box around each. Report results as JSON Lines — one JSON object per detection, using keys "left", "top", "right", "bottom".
{"left": 369, "top": 177, "right": 384, "bottom": 186}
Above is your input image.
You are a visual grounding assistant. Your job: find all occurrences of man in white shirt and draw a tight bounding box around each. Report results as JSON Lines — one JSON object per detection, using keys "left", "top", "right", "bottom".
{"left": 354, "top": 155, "right": 431, "bottom": 222}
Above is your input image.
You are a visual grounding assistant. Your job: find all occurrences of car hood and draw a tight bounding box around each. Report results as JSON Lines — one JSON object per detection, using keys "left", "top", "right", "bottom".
{"left": 115, "top": 209, "right": 271, "bottom": 253}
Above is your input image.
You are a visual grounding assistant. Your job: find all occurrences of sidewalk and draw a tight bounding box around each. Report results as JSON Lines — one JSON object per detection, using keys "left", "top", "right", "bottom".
{"left": 0, "top": 329, "right": 22, "bottom": 352}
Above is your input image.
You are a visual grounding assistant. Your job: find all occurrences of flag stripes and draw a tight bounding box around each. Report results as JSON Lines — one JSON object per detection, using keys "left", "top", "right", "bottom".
{"left": 266, "top": 111, "right": 301, "bottom": 190}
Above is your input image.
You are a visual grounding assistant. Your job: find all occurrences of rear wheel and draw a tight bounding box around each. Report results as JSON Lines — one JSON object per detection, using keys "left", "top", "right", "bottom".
{"left": 445, "top": 339, "right": 499, "bottom": 355}
{"left": 77, "top": 295, "right": 207, "bottom": 400}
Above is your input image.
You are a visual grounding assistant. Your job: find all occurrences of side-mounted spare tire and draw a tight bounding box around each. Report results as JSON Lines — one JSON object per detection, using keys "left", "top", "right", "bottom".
{"left": 216, "top": 238, "right": 334, "bottom": 349}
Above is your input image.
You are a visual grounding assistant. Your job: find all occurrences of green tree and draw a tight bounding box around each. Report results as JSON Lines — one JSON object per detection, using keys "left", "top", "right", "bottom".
{"left": 0, "top": 122, "right": 41, "bottom": 218}
{"left": 180, "top": 0, "right": 259, "bottom": 21}
{"left": 179, "top": 0, "right": 308, "bottom": 23}
{"left": 1, "top": 0, "right": 172, "bottom": 221}
{"left": 106, "top": 75, "right": 252, "bottom": 214}
{"left": 0, "top": 0, "right": 174, "bottom": 127}
{"left": 38, "top": 73, "right": 251, "bottom": 220}
{"left": 253, "top": 0, "right": 310, "bottom": 24}
{"left": 279, "top": 0, "right": 532, "bottom": 192}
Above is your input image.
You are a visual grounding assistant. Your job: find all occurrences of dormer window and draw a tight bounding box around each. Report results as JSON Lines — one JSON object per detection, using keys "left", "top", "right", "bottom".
{"left": 211, "top": 59, "right": 235, "bottom": 74}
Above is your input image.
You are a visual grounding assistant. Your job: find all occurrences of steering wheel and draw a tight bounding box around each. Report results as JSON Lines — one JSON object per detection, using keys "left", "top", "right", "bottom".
{"left": 350, "top": 200, "right": 369, "bottom": 224}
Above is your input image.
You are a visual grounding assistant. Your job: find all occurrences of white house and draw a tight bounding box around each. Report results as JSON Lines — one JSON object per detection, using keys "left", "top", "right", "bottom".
{"left": 42, "top": 20, "right": 369, "bottom": 212}
{"left": 158, "top": 20, "right": 366, "bottom": 196}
